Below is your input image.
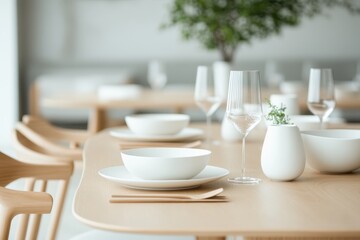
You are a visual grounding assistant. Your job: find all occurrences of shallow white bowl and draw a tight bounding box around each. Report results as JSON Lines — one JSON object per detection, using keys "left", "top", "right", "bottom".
{"left": 291, "top": 115, "right": 344, "bottom": 131}
{"left": 301, "top": 130, "right": 360, "bottom": 173}
{"left": 125, "top": 114, "right": 190, "bottom": 136}
{"left": 121, "top": 147, "right": 210, "bottom": 180}
{"left": 279, "top": 81, "right": 305, "bottom": 95}
{"left": 97, "top": 84, "right": 142, "bottom": 101}
{"left": 335, "top": 81, "right": 360, "bottom": 99}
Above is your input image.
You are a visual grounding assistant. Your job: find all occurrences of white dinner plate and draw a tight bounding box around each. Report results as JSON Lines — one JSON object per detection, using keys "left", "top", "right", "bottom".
{"left": 98, "top": 165, "right": 229, "bottom": 190}
{"left": 109, "top": 127, "right": 203, "bottom": 142}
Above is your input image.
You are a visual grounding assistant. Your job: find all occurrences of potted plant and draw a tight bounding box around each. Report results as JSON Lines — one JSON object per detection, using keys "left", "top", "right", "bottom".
{"left": 163, "top": 0, "right": 360, "bottom": 64}
{"left": 261, "top": 100, "right": 305, "bottom": 181}
{"left": 163, "top": 0, "right": 360, "bottom": 139}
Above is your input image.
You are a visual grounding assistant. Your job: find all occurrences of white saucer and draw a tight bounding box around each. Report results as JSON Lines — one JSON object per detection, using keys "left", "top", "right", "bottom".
{"left": 109, "top": 127, "right": 203, "bottom": 142}
{"left": 98, "top": 165, "right": 229, "bottom": 190}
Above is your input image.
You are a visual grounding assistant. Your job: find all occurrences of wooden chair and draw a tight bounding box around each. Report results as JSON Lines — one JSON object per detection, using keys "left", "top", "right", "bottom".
{"left": 14, "top": 116, "right": 89, "bottom": 239}
{"left": 11, "top": 129, "right": 74, "bottom": 240}
{"left": 0, "top": 150, "right": 73, "bottom": 240}
{"left": 16, "top": 115, "right": 91, "bottom": 160}
{"left": 15, "top": 117, "right": 194, "bottom": 239}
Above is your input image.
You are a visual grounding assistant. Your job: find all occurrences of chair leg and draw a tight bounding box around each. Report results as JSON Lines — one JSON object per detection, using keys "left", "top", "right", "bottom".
{"left": 0, "top": 212, "right": 13, "bottom": 240}
{"left": 16, "top": 178, "right": 36, "bottom": 240}
{"left": 46, "top": 178, "right": 70, "bottom": 240}
{"left": 88, "top": 108, "right": 107, "bottom": 133}
{"left": 28, "top": 180, "right": 47, "bottom": 240}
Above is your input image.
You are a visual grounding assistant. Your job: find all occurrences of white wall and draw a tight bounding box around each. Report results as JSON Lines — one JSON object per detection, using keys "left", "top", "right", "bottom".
{"left": 0, "top": 0, "right": 18, "bottom": 148}
{"left": 22, "top": 0, "right": 360, "bottom": 63}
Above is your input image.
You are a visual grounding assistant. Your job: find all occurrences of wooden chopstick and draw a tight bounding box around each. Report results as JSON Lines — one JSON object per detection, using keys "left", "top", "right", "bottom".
{"left": 119, "top": 140, "right": 202, "bottom": 149}
{"left": 109, "top": 196, "right": 229, "bottom": 203}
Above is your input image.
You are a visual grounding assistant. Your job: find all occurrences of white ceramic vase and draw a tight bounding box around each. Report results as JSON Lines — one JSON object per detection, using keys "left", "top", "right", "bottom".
{"left": 221, "top": 115, "right": 243, "bottom": 142}
{"left": 261, "top": 124, "right": 305, "bottom": 181}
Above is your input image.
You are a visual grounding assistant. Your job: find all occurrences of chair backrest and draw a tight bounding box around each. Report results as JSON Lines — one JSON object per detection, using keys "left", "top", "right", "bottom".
{"left": 22, "top": 115, "right": 90, "bottom": 143}
{"left": 15, "top": 115, "right": 90, "bottom": 160}
{"left": 10, "top": 129, "right": 74, "bottom": 240}
{"left": 0, "top": 151, "right": 73, "bottom": 240}
{"left": 12, "top": 128, "right": 74, "bottom": 164}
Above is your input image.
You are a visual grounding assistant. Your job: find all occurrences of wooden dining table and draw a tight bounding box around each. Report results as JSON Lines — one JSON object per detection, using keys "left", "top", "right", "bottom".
{"left": 42, "top": 87, "right": 360, "bottom": 133}
{"left": 73, "top": 123, "right": 360, "bottom": 240}
{"left": 42, "top": 88, "right": 196, "bottom": 133}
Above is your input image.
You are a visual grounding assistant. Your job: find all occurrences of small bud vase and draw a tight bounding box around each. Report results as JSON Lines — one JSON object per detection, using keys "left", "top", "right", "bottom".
{"left": 261, "top": 124, "right": 305, "bottom": 181}
{"left": 221, "top": 116, "right": 243, "bottom": 142}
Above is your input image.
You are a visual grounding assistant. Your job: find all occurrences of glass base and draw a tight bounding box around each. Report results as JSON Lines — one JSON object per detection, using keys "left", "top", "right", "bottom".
{"left": 204, "top": 140, "right": 221, "bottom": 148}
{"left": 227, "top": 176, "right": 261, "bottom": 184}
{"left": 211, "top": 140, "right": 221, "bottom": 145}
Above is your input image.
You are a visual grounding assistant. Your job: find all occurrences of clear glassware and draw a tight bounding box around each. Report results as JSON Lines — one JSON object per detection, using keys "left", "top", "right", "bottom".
{"left": 194, "top": 66, "right": 223, "bottom": 146}
{"left": 148, "top": 60, "right": 167, "bottom": 90}
{"left": 226, "top": 70, "right": 263, "bottom": 184}
{"left": 307, "top": 68, "right": 335, "bottom": 129}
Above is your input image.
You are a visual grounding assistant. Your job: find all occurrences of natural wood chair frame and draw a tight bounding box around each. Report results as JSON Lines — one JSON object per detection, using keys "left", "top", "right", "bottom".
{"left": 0, "top": 150, "right": 73, "bottom": 240}
{"left": 10, "top": 129, "right": 74, "bottom": 240}
{"left": 13, "top": 115, "right": 90, "bottom": 239}
{"left": 16, "top": 115, "right": 91, "bottom": 161}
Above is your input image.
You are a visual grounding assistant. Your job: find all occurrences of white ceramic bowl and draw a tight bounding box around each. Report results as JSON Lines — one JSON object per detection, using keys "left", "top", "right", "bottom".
{"left": 291, "top": 115, "right": 344, "bottom": 131}
{"left": 97, "top": 84, "right": 142, "bottom": 101}
{"left": 279, "top": 81, "right": 305, "bottom": 95}
{"left": 125, "top": 114, "right": 190, "bottom": 136}
{"left": 335, "top": 81, "right": 360, "bottom": 99}
{"left": 121, "top": 147, "right": 210, "bottom": 180}
{"left": 301, "top": 130, "right": 360, "bottom": 173}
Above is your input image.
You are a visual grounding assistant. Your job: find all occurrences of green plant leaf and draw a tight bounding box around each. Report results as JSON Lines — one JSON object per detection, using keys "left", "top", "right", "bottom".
{"left": 162, "top": 0, "right": 360, "bottom": 63}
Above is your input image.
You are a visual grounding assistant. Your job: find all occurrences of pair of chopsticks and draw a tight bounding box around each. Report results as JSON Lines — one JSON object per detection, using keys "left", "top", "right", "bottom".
{"left": 109, "top": 188, "right": 229, "bottom": 203}
{"left": 119, "top": 140, "right": 202, "bottom": 149}
{"left": 109, "top": 196, "right": 228, "bottom": 203}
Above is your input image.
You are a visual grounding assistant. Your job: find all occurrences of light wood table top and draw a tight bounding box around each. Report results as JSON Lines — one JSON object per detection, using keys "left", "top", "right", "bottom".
{"left": 73, "top": 123, "right": 360, "bottom": 240}
{"left": 42, "top": 87, "right": 360, "bottom": 133}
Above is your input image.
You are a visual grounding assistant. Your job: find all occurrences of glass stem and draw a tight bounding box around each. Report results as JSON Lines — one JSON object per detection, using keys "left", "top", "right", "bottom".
{"left": 241, "top": 136, "right": 246, "bottom": 178}
{"left": 319, "top": 115, "right": 324, "bottom": 129}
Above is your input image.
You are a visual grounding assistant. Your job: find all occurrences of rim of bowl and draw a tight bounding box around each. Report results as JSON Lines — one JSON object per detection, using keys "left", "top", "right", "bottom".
{"left": 125, "top": 114, "right": 190, "bottom": 122}
{"left": 301, "top": 129, "right": 360, "bottom": 140}
{"left": 121, "top": 147, "right": 211, "bottom": 158}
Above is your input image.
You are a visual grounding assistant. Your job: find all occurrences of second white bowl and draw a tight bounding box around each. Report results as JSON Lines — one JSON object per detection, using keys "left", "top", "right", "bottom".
{"left": 291, "top": 115, "right": 344, "bottom": 131}
{"left": 121, "top": 147, "right": 210, "bottom": 180}
{"left": 125, "top": 114, "right": 190, "bottom": 136}
{"left": 301, "top": 130, "right": 360, "bottom": 173}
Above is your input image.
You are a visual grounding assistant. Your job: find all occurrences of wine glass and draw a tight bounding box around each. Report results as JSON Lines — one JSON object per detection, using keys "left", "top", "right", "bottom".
{"left": 194, "top": 66, "right": 223, "bottom": 146}
{"left": 148, "top": 60, "right": 167, "bottom": 90}
{"left": 226, "top": 70, "right": 263, "bottom": 184}
{"left": 307, "top": 68, "right": 335, "bottom": 129}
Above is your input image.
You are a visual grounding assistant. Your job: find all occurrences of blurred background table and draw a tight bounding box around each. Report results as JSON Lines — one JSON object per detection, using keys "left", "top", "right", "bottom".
{"left": 42, "top": 88, "right": 196, "bottom": 133}
{"left": 41, "top": 87, "right": 360, "bottom": 133}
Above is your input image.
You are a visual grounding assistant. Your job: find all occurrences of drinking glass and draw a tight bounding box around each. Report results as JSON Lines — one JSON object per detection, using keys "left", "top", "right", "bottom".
{"left": 307, "top": 68, "right": 335, "bottom": 129}
{"left": 148, "top": 60, "right": 167, "bottom": 90}
{"left": 194, "top": 66, "right": 223, "bottom": 146}
{"left": 226, "top": 70, "right": 263, "bottom": 184}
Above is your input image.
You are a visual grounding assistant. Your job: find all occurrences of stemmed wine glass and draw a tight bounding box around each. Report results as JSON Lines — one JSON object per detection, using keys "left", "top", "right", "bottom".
{"left": 226, "top": 70, "right": 263, "bottom": 184}
{"left": 194, "top": 66, "right": 223, "bottom": 146}
{"left": 307, "top": 68, "right": 335, "bottom": 129}
{"left": 148, "top": 60, "right": 167, "bottom": 90}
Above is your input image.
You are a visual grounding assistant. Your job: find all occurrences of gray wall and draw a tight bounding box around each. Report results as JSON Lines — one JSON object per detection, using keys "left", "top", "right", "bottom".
{"left": 19, "top": 0, "right": 360, "bottom": 114}
{"left": 21, "top": 0, "right": 360, "bottom": 62}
